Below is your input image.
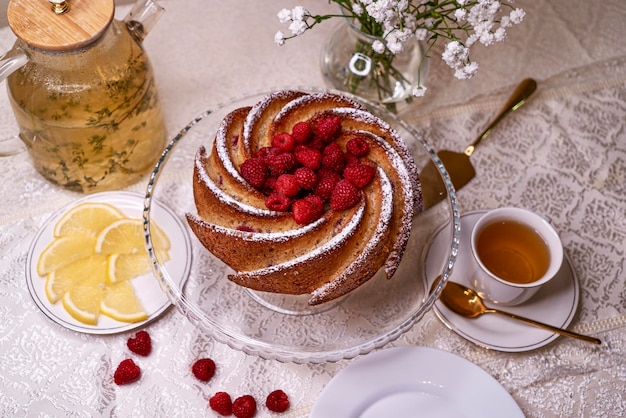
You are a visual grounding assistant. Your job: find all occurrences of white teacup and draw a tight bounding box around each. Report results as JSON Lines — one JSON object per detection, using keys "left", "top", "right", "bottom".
{"left": 470, "top": 207, "right": 563, "bottom": 306}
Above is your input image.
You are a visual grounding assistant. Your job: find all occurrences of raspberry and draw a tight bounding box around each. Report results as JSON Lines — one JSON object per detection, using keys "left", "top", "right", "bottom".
{"left": 346, "top": 136, "right": 370, "bottom": 157}
{"left": 191, "top": 358, "right": 216, "bottom": 382}
{"left": 266, "top": 153, "right": 296, "bottom": 176}
{"left": 265, "top": 193, "right": 292, "bottom": 211}
{"left": 315, "top": 115, "right": 342, "bottom": 142}
{"left": 294, "top": 167, "right": 317, "bottom": 190}
{"left": 292, "top": 198, "right": 321, "bottom": 225}
{"left": 240, "top": 158, "right": 268, "bottom": 188}
{"left": 304, "top": 194, "right": 324, "bottom": 214}
{"left": 209, "top": 392, "right": 233, "bottom": 416}
{"left": 266, "top": 390, "right": 290, "bottom": 413}
{"left": 275, "top": 174, "right": 300, "bottom": 197}
{"left": 271, "top": 132, "right": 295, "bottom": 152}
{"left": 295, "top": 146, "right": 322, "bottom": 170}
{"left": 345, "top": 153, "right": 359, "bottom": 167}
{"left": 126, "top": 330, "right": 151, "bottom": 356}
{"left": 314, "top": 174, "right": 340, "bottom": 201}
{"left": 330, "top": 180, "right": 360, "bottom": 210}
{"left": 113, "top": 359, "right": 141, "bottom": 386}
{"left": 232, "top": 395, "right": 257, "bottom": 418}
{"left": 344, "top": 163, "right": 376, "bottom": 189}
{"left": 291, "top": 121, "right": 313, "bottom": 144}
{"left": 321, "top": 142, "right": 346, "bottom": 172}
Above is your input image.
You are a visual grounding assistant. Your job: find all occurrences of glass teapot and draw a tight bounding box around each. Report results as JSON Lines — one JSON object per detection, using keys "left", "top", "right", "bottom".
{"left": 0, "top": 0, "right": 167, "bottom": 193}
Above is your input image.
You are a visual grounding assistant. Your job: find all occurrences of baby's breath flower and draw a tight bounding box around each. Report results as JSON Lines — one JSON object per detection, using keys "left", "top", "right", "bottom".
{"left": 274, "top": 0, "right": 525, "bottom": 97}
{"left": 274, "top": 31, "right": 286, "bottom": 46}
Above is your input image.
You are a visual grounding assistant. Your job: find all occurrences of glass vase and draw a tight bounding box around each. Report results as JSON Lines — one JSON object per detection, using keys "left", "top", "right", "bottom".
{"left": 320, "top": 19, "right": 427, "bottom": 105}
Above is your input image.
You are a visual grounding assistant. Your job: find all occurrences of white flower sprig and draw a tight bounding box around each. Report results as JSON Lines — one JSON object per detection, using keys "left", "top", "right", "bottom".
{"left": 275, "top": 0, "right": 525, "bottom": 97}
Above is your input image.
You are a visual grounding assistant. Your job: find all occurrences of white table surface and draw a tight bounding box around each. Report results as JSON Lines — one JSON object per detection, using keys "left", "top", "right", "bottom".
{"left": 1, "top": 1, "right": 625, "bottom": 416}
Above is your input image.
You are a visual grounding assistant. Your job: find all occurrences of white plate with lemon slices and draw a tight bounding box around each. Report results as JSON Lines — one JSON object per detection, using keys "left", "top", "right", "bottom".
{"left": 26, "top": 191, "right": 192, "bottom": 334}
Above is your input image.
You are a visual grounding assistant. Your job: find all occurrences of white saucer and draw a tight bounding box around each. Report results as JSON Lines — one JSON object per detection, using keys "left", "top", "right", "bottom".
{"left": 311, "top": 346, "right": 523, "bottom": 417}
{"left": 26, "top": 191, "right": 192, "bottom": 335}
{"left": 424, "top": 210, "right": 579, "bottom": 352}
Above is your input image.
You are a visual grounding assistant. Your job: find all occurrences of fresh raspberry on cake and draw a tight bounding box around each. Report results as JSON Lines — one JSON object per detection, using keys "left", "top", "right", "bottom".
{"left": 240, "top": 158, "right": 267, "bottom": 188}
{"left": 191, "top": 358, "right": 216, "bottom": 382}
{"left": 266, "top": 390, "right": 290, "bottom": 413}
{"left": 126, "top": 330, "right": 151, "bottom": 356}
{"left": 291, "top": 121, "right": 313, "bottom": 144}
{"left": 267, "top": 153, "right": 296, "bottom": 176}
{"left": 321, "top": 142, "right": 346, "bottom": 172}
{"left": 271, "top": 132, "right": 295, "bottom": 152}
{"left": 294, "top": 167, "right": 318, "bottom": 190}
{"left": 315, "top": 115, "right": 342, "bottom": 142}
{"left": 232, "top": 395, "right": 257, "bottom": 418}
{"left": 114, "top": 359, "right": 141, "bottom": 385}
{"left": 295, "top": 146, "right": 322, "bottom": 170}
{"left": 209, "top": 392, "right": 233, "bottom": 416}
{"left": 330, "top": 180, "right": 360, "bottom": 210}
{"left": 344, "top": 163, "right": 376, "bottom": 189}
{"left": 314, "top": 172, "right": 340, "bottom": 201}
{"left": 346, "top": 136, "right": 370, "bottom": 157}
{"left": 275, "top": 174, "right": 300, "bottom": 197}
{"left": 292, "top": 198, "right": 321, "bottom": 225}
{"left": 265, "top": 193, "right": 292, "bottom": 211}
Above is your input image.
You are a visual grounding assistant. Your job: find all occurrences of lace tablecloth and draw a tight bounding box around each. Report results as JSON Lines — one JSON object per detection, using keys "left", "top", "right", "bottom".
{"left": 1, "top": 1, "right": 625, "bottom": 416}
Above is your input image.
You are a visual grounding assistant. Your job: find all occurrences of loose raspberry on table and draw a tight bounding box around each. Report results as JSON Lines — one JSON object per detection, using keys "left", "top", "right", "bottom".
{"left": 266, "top": 390, "right": 290, "bottom": 413}
{"left": 191, "top": 358, "right": 216, "bottom": 382}
{"left": 266, "top": 153, "right": 296, "bottom": 176}
{"left": 321, "top": 143, "right": 346, "bottom": 172}
{"left": 344, "top": 163, "right": 376, "bottom": 189}
{"left": 291, "top": 121, "right": 313, "bottom": 144}
{"left": 114, "top": 359, "right": 141, "bottom": 386}
{"left": 294, "top": 167, "right": 317, "bottom": 190}
{"left": 275, "top": 174, "right": 300, "bottom": 197}
{"left": 126, "top": 330, "right": 151, "bottom": 356}
{"left": 330, "top": 180, "right": 360, "bottom": 210}
{"left": 232, "top": 395, "right": 257, "bottom": 418}
{"left": 209, "top": 392, "right": 233, "bottom": 416}
{"left": 346, "top": 136, "right": 370, "bottom": 157}
{"left": 265, "top": 193, "right": 292, "bottom": 212}
{"left": 315, "top": 115, "right": 342, "bottom": 142}
{"left": 240, "top": 158, "right": 268, "bottom": 188}
{"left": 271, "top": 133, "right": 296, "bottom": 152}
{"left": 295, "top": 146, "right": 322, "bottom": 170}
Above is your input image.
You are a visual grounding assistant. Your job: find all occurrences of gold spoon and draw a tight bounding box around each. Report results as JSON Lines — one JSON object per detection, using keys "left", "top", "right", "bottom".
{"left": 435, "top": 278, "right": 601, "bottom": 345}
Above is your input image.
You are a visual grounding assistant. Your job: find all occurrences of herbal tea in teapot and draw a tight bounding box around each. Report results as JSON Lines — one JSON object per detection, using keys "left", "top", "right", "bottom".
{"left": 2, "top": 0, "right": 167, "bottom": 192}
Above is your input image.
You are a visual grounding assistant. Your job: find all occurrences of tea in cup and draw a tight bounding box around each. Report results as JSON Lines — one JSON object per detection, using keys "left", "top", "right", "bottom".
{"left": 470, "top": 207, "right": 563, "bottom": 306}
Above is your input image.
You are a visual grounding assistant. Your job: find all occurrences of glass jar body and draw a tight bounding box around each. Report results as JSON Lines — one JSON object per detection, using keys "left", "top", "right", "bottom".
{"left": 320, "top": 20, "right": 427, "bottom": 105}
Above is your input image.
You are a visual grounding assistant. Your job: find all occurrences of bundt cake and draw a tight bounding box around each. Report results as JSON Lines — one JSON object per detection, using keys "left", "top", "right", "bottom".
{"left": 186, "top": 90, "right": 422, "bottom": 305}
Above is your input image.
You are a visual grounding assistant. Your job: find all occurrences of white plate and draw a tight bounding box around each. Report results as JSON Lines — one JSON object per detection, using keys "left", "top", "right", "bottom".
{"left": 424, "top": 210, "right": 579, "bottom": 352}
{"left": 311, "top": 346, "right": 523, "bottom": 417}
{"left": 26, "top": 191, "right": 192, "bottom": 335}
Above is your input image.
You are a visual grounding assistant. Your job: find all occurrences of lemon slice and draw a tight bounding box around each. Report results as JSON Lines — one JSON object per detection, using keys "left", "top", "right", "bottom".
{"left": 100, "top": 281, "right": 148, "bottom": 323}
{"left": 61, "top": 270, "right": 106, "bottom": 325}
{"left": 53, "top": 202, "right": 125, "bottom": 238}
{"left": 106, "top": 253, "right": 151, "bottom": 283}
{"left": 37, "top": 236, "right": 96, "bottom": 276}
{"left": 45, "top": 254, "right": 107, "bottom": 303}
{"left": 95, "top": 219, "right": 170, "bottom": 255}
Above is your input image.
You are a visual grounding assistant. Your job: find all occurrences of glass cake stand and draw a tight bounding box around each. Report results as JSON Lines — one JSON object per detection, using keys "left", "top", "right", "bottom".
{"left": 143, "top": 87, "right": 460, "bottom": 363}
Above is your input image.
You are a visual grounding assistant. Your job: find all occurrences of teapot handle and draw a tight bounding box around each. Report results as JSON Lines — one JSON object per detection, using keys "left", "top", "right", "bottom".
{"left": 0, "top": 47, "right": 29, "bottom": 83}
{"left": 124, "top": 0, "right": 165, "bottom": 42}
{"left": 0, "top": 47, "right": 28, "bottom": 156}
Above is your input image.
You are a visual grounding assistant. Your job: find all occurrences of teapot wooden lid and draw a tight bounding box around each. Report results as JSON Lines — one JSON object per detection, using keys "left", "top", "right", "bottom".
{"left": 7, "top": 0, "right": 115, "bottom": 51}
